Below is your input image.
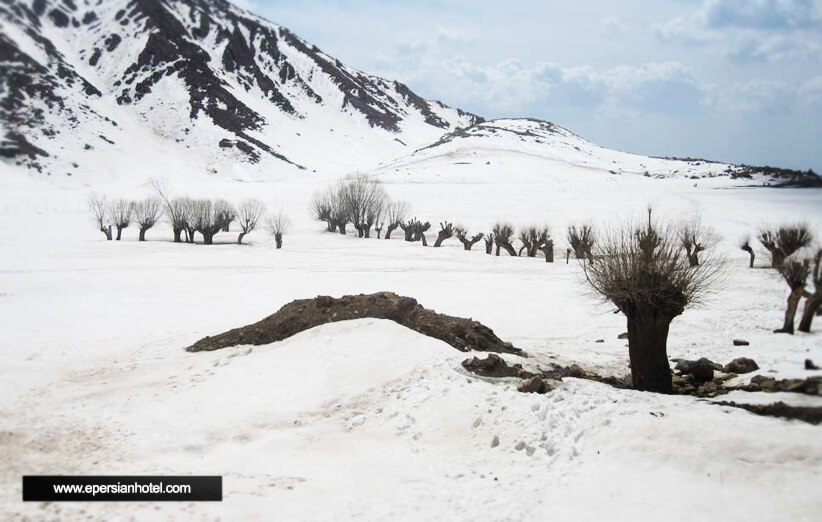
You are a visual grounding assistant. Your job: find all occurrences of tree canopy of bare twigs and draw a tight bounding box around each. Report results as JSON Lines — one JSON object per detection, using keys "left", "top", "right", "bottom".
{"left": 455, "top": 226, "right": 484, "bottom": 251}
{"left": 236, "top": 199, "right": 266, "bottom": 244}
{"left": 677, "top": 216, "right": 720, "bottom": 267}
{"left": 567, "top": 224, "right": 595, "bottom": 260}
{"left": 88, "top": 194, "right": 112, "bottom": 240}
{"left": 759, "top": 224, "right": 813, "bottom": 267}
{"left": 518, "top": 226, "right": 553, "bottom": 261}
{"left": 583, "top": 216, "right": 723, "bottom": 393}
{"left": 492, "top": 222, "right": 517, "bottom": 256}
{"left": 108, "top": 199, "right": 133, "bottom": 241}
{"left": 268, "top": 211, "right": 291, "bottom": 249}
{"left": 132, "top": 197, "right": 162, "bottom": 241}
{"left": 384, "top": 199, "right": 410, "bottom": 239}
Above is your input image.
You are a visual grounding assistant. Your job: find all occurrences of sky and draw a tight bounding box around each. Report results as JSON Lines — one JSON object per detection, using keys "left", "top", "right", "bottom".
{"left": 239, "top": 0, "right": 822, "bottom": 171}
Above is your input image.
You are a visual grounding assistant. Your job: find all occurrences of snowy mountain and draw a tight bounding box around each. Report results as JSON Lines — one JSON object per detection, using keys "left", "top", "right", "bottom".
{"left": 0, "top": 0, "right": 481, "bottom": 177}
{"left": 0, "top": 0, "right": 818, "bottom": 186}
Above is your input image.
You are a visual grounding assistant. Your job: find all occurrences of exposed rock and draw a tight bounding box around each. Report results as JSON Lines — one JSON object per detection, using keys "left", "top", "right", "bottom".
{"left": 490, "top": 435, "right": 499, "bottom": 448}
{"left": 806, "top": 359, "right": 820, "bottom": 371}
{"left": 617, "top": 332, "right": 629, "bottom": 340}
{"left": 518, "top": 376, "right": 551, "bottom": 394}
{"left": 187, "top": 292, "right": 522, "bottom": 355}
{"left": 713, "top": 401, "right": 822, "bottom": 425}
{"left": 675, "top": 358, "right": 722, "bottom": 384}
{"left": 723, "top": 357, "right": 759, "bottom": 374}
{"left": 461, "top": 353, "right": 530, "bottom": 378}
{"left": 742, "top": 375, "right": 822, "bottom": 395}
{"left": 733, "top": 339, "right": 750, "bottom": 346}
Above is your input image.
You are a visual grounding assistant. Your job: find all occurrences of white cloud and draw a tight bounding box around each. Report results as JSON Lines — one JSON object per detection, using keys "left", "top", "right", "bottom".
{"left": 655, "top": 0, "right": 822, "bottom": 62}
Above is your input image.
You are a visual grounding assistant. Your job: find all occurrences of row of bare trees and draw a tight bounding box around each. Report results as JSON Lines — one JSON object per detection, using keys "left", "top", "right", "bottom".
{"left": 88, "top": 185, "right": 290, "bottom": 247}
{"left": 310, "top": 174, "right": 411, "bottom": 239}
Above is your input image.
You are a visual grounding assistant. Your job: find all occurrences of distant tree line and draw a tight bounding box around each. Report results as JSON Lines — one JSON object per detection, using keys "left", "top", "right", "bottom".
{"left": 87, "top": 181, "right": 290, "bottom": 248}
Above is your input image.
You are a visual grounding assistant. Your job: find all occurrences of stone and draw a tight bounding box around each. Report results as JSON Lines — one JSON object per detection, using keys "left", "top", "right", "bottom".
{"left": 617, "top": 332, "right": 629, "bottom": 340}
{"left": 733, "top": 339, "right": 750, "bottom": 346}
{"left": 806, "top": 359, "right": 820, "bottom": 370}
{"left": 518, "top": 376, "right": 550, "bottom": 394}
{"left": 723, "top": 357, "right": 759, "bottom": 374}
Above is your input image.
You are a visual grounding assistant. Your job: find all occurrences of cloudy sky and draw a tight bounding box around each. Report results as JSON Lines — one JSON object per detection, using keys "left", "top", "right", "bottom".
{"left": 242, "top": 0, "right": 822, "bottom": 171}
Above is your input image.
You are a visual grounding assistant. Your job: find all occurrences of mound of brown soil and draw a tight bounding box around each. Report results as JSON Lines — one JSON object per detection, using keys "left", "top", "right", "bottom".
{"left": 186, "top": 292, "right": 523, "bottom": 355}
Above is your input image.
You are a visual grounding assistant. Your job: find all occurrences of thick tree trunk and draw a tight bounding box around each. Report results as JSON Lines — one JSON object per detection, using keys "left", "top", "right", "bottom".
{"left": 540, "top": 245, "right": 554, "bottom": 263}
{"left": 775, "top": 287, "right": 805, "bottom": 334}
{"left": 364, "top": 226, "right": 372, "bottom": 239}
{"left": 186, "top": 227, "right": 195, "bottom": 243}
{"left": 116, "top": 226, "right": 124, "bottom": 241}
{"left": 326, "top": 220, "right": 337, "bottom": 233}
{"left": 202, "top": 232, "right": 215, "bottom": 245}
{"left": 495, "top": 244, "right": 500, "bottom": 256}
{"left": 798, "top": 295, "right": 820, "bottom": 333}
{"left": 385, "top": 224, "right": 398, "bottom": 239}
{"left": 237, "top": 231, "right": 247, "bottom": 244}
{"left": 173, "top": 227, "right": 183, "bottom": 243}
{"left": 626, "top": 311, "right": 674, "bottom": 393}
{"left": 771, "top": 251, "right": 785, "bottom": 268}
{"left": 338, "top": 223, "right": 347, "bottom": 235}
{"left": 420, "top": 234, "right": 428, "bottom": 247}
{"left": 502, "top": 243, "right": 518, "bottom": 256}
{"left": 275, "top": 233, "right": 283, "bottom": 249}
{"left": 688, "top": 253, "right": 699, "bottom": 267}
{"left": 100, "top": 226, "right": 112, "bottom": 240}
{"left": 566, "top": 248, "right": 571, "bottom": 264}
{"left": 138, "top": 227, "right": 148, "bottom": 242}
{"left": 375, "top": 227, "right": 382, "bottom": 239}
{"left": 485, "top": 239, "right": 493, "bottom": 255}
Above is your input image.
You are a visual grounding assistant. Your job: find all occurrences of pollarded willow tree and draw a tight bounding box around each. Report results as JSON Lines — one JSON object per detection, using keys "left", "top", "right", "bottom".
{"left": 774, "top": 257, "right": 810, "bottom": 334}
{"left": 568, "top": 224, "right": 595, "bottom": 261}
{"left": 88, "top": 194, "right": 112, "bottom": 240}
{"left": 268, "top": 211, "right": 291, "bottom": 249}
{"left": 677, "top": 216, "right": 719, "bottom": 267}
{"left": 108, "top": 199, "right": 133, "bottom": 241}
{"left": 583, "top": 215, "right": 723, "bottom": 393}
{"left": 132, "top": 197, "right": 162, "bottom": 241}
{"left": 759, "top": 224, "right": 813, "bottom": 268}
{"left": 798, "top": 249, "right": 822, "bottom": 333}
{"left": 236, "top": 199, "right": 266, "bottom": 244}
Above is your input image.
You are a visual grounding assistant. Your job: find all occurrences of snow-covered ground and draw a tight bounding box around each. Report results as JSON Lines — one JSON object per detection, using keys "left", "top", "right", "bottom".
{"left": 1, "top": 153, "right": 821, "bottom": 521}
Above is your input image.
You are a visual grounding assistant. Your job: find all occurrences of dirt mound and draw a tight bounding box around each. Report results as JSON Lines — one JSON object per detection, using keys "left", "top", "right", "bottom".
{"left": 186, "top": 292, "right": 523, "bottom": 355}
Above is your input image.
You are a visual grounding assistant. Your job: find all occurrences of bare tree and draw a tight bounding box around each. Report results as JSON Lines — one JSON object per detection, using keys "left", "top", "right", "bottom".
{"left": 400, "top": 218, "right": 431, "bottom": 246}
{"left": 181, "top": 199, "right": 197, "bottom": 243}
{"left": 236, "top": 199, "right": 266, "bottom": 244}
{"left": 492, "top": 223, "right": 517, "bottom": 256}
{"left": 214, "top": 199, "right": 236, "bottom": 233}
{"left": 583, "top": 217, "right": 723, "bottom": 393}
{"left": 677, "top": 217, "right": 719, "bottom": 267}
{"left": 774, "top": 257, "right": 810, "bottom": 334}
{"left": 739, "top": 235, "right": 755, "bottom": 268}
{"left": 433, "top": 222, "right": 455, "bottom": 247}
{"left": 384, "top": 200, "right": 410, "bottom": 239}
{"left": 268, "top": 211, "right": 291, "bottom": 249}
{"left": 568, "top": 224, "right": 595, "bottom": 261}
{"left": 484, "top": 233, "right": 494, "bottom": 255}
{"left": 132, "top": 197, "right": 162, "bottom": 241}
{"left": 759, "top": 224, "right": 813, "bottom": 268}
{"left": 518, "top": 226, "right": 551, "bottom": 258}
{"left": 188, "top": 199, "right": 223, "bottom": 245}
{"left": 338, "top": 174, "right": 387, "bottom": 238}
{"left": 108, "top": 199, "right": 133, "bottom": 241}
{"left": 455, "top": 226, "right": 484, "bottom": 251}
{"left": 798, "top": 249, "right": 822, "bottom": 333}
{"left": 150, "top": 179, "right": 185, "bottom": 243}
{"left": 310, "top": 190, "right": 336, "bottom": 232}
{"left": 88, "top": 194, "right": 112, "bottom": 240}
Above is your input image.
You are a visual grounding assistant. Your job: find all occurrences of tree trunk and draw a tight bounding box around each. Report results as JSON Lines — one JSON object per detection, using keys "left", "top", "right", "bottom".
{"left": 100, "top": 226, "right": 112, "bottom": 240}
{"left": 741, "top": 245, "right": 755, "bottom": 268}
{"left": 237, "top": 231, "right": 247, "bottom": 244}
{"left": 502, "top": 243, "right": 518, "bottom": 256}
{"left": 688, "top": 253, "right": 699, "bottom": 267}
{"left": 338, "top": 223, "right": 347, "bottom": 235}
{"left": 776, "top": 287, "right": 805, "bottom": 334}
{"left": 375, "top": 227, "right": 382, "bottom": 239}
{"left": 202, "top": 232, "right": 214, "bottom": 245}
{"left": 138, "top": 227, "right": 148, "bottom": 242}
{"left": 798, "top": 294, "right": 820, "bottom": 333}
{"left": 420, "top": 234, "right": 428, "bottom": 247}
{"left": 771, "top": 251, "right": 785, "bottom": 268}
{"left": 186, "top": 228, "right": 196, "bottom": 243}
{"left": 116, "top": 226, "right": 124, "bottom": 241}
{"left": 386, "top": 224, "right": 398, "bottom": 239}
{"left": 275, "top": 233, "right": 283, "bottom": 249}
{"left": 540, "top": 245, "right": 554, "bottom": 263}
{"left": 485, "top": 238, "right": 493, "bottom": 255}
{"left": 173, "top": 227, "right": 183, "bottom": 243}
{"left": 364, "top": 226, "right": 372, "bottom": 239}
{"left": 626, "top": 311, "right": 674, "bottom": 393}
{"left": 566, "top": 248, "right": 571, "bottom": 264}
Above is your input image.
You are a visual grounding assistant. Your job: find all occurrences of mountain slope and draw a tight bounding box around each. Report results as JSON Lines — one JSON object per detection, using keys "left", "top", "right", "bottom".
{"left": 370, "top": 118, "right": 820, "bottom": 186}
{"left": 0, "top": 0, "right": 481, "bottom": 178}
